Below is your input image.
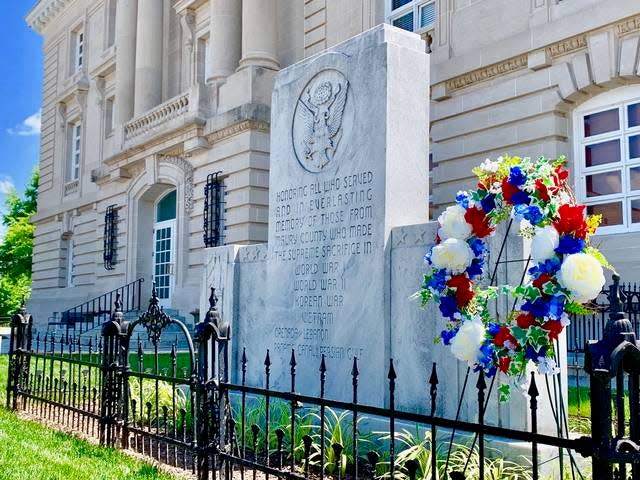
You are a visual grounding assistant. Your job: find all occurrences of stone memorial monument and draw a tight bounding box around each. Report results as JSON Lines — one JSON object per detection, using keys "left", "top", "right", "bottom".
{"left": 263, "top": 25, "right": 429, "bottom": 403}
{"left": 202, "top": 25, "right": 560, "bottom": 435}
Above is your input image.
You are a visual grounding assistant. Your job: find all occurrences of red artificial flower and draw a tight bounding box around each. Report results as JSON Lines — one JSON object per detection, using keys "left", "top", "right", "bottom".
{"left": 542, "top": 319, "right": 564, "bottom": 341}
{"left": 498, "top": 356, "right": 511, "bottom": 373}
{"left": 554, "top": 166, "right": 569, "bottom": 185}
{"left": 554, "top": 204, "right": 587, "bottom": 239}
{"left": 493, "top": 326, "right": 518, "bottom": 348}
{"left": 534, "top": 179, "right": 550, "bottom": 202}
{"left": 447, "top": 274, "right": 475, "bottom": 308}
{"left": 464, "top": 206, "right": 494, "bottom": 238}
{"left": 501, "top": 177, "right": 521, "bottom": 205}
{"left": 532, "top": 273, "right": 554, "bottom": 290}
{"left": 516, "top": 312, "right": 537, "bottom": 329}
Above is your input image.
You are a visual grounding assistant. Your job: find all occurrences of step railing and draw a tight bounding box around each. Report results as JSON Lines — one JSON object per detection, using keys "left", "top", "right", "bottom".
{"left": 51, "top": 278, "right": 144, "bottom": 335}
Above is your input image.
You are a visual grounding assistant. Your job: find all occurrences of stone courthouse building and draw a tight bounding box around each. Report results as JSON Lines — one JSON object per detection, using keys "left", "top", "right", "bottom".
{"left": 25, "top": 0, "right": 640, "bottom": 326}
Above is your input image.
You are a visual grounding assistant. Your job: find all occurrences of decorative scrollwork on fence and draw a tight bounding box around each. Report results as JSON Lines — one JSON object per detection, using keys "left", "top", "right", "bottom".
{"left": 138, "top": 284, "right": 172, "bottom": 345}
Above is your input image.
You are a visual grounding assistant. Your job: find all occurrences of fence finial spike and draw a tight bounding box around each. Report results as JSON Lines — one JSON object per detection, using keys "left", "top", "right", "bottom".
{"left": 289, "top": 348, "right": 297, "bottom": 368}
{"left": 209, "top": 287, "right": 218, "bottom": 310}
{"left": 528, "top": 371, "right": 539, "bottom": 398}
{"left": 429, "top": 362, "right": 439, "bottom": 386}
{"left": 476, "top": 369, "right": 487, "bottom": 390}
{"left": 351, "top": 356, "right": 359, "bottom": 377}
{"left": 320, "top": 354, "right": 327, "bottom": 374}
{"left": 242, "top": 347, "right": 247, "bottom": 365}
{"left": 609, "top": 273, "right": 622, "bottom": 313}
{"left": 114, "top": 292, "right": 122, "bottom": 312}
{"left": 388, "top": 358, "right": 397, "bottom": 380}
{"left": 264, "top": 349, "right": 271, "bottom": 367}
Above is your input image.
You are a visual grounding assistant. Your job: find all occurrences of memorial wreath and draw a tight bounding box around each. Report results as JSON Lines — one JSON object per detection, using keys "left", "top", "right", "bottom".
{"left": 420, "top": 155, "right": 614, "bottom": 401}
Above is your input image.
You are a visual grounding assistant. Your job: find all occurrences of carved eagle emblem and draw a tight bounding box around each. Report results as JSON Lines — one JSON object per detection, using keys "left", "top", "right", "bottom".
{"left": 297, "top": 79, "right": 350, "bottom": 171}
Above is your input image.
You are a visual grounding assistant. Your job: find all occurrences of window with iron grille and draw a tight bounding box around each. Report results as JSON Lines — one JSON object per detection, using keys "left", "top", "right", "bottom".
{"left": 203, "top": 172, "right": 225, "bottom": 247}
{"left": 103, "top": 204, "right": 118, "bottom": 270}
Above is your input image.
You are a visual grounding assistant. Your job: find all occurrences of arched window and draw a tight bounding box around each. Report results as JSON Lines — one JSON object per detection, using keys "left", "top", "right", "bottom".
{"left": 573, "top": 85, "right": 640, "bottom": 234}
{"left": 156, "top": 190, "right": 177, "bottom": 222}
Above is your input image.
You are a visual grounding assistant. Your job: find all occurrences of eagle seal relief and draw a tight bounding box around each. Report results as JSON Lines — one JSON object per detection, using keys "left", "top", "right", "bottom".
{"left": 292, "top": 69, "right": 351, "bottom": 173}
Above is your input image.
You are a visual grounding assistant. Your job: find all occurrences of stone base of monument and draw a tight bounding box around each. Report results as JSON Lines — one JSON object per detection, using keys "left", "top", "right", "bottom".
{"left": 201, "top": 24, "right": 566, "bottom": 436}
{"left": 202, "top": 221, "right": 567, "bottom": 436}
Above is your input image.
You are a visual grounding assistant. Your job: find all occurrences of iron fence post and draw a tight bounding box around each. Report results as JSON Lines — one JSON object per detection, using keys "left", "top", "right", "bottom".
{"left": 99, "top": 296, "right": 123, "bottom": 447}
{"left": 585, "top": 274, "right": 640, "bottom": 480}
{"left": 195, "top": 287, "right": 231, "bottom": 480}
{"left": 6, "top": 300, "right": 31, "bottom": 411}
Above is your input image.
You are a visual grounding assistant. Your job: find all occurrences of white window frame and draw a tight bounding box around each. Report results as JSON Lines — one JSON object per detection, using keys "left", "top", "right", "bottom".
{"left": 74, "top": 28, "right": 84, "bottom": 71}
{"left": 386, "top": 0, "right": 436, "bottom": 34}
{"left": 573, "top": 85, "right": 640, "bottom": 235}
{"left": 70, "top": 122, "right": 82, "bottom": 181}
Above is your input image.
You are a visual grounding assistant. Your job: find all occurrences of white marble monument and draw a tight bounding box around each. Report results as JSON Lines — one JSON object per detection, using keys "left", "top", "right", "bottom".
{"left": 202, "top": 25, "right": 561, "bottom": 436}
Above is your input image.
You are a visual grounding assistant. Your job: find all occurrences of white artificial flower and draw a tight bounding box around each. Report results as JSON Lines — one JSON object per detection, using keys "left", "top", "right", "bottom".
{"left": 537, "top": 356, "right": 560, "bottom": 375}
{"left": 531, "top": 225, "right": 560, "bottom": 263}
{"left": 480, "top": 159, "right": 500, "bottom": 174}
{"left": 560, "top": 312, "right": 571, "bottom": 327}
{"left": 450, "top": 317, "right": 485, "bottom": 366}
{"left": 438, "top": 205, "right": 472, "bottom": 240}
{"left": 430, "top": 238, "right": 474, "bottom": 274}
{"left": 558, "top": 253, "right": 605, "bottom": 303}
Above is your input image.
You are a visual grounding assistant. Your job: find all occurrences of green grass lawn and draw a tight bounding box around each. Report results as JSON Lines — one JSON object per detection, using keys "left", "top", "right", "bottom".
{"left": 0, "top": 356, "right": 179, "bottom": 480}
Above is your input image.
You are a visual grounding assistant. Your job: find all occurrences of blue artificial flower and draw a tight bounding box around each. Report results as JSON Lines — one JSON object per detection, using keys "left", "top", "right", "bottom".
{"left": 529, "top": 257, "right": 561, "bottom": 278}
{"left": 424, "top": 247, "right": 433, "bottom": 265}
{"left": 525, "top": 345, "right": 547, "bottom": 361}
{"left": 509, "top": 166, "right": 527, "bottom": 186}
{"left": 555, "top": 235, "right": 585, "bottom": 255}
{"left": 441, "top": 328, "right": 458, "bottom": 345}
{"left": 485, "top": 365, "right": 498, "bottom": 378}
{"left": 456, "top": 191, "right": 470, "bottom": 209}
{"left": 480, "top": 193, "right": 496, "bottom": 213}
{"left": 478, "top": 341, "right": 495, "bottom": 369}
{"left": 511, "top": 190, "right": 531, "bottom": 205}
{"left": 488, "top": 323, "right": 501, "bottom": 336}
{"left": 469, "top": 238, "right": 487, "bottom": 257}
{"left": 439, "top": 296, "right": 458, "bottom": 318}
{"left": 548, "top": 295, "right": 565, "bottom": 320}
{"left": 522, "top": 297, "right": 550, "bottom": 318}
{"left": 427, "top": 269, "right": 447, "bottom": 291}
{"left": 466, "top": 259, "right": 484, "bottom": 279}
{"left": 514, "top": 204, "right": 543, "bottom": 225}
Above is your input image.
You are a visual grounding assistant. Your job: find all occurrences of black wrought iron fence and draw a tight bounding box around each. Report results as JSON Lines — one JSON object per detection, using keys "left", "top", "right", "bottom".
{"left": 567, "top": 283, "right": 640, "bottom": 355}
{"left": 6, "top": 279, "right": 640, "bottom": 480}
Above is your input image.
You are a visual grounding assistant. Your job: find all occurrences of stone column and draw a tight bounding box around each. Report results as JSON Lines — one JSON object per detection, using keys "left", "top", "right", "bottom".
{"left": 238, "top": 0, "right": 279, "bottom": 71}
{"left": 134, "top": 0, "right": 163, "bottom": 116}
{"left": 207, "top": 0, "right": 242, "bottom": 84}
{"left": 114, "top": 0, "right": 137, "bottom": 125}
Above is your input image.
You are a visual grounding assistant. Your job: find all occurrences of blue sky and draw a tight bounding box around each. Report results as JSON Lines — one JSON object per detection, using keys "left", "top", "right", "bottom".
{"left": 0, "top": 2, "right": 42, "bottom": 218}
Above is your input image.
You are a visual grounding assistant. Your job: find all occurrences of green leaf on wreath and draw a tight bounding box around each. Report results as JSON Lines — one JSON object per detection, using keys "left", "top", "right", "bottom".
{"left": 585, "top": 246, "right": 616, "bottom": 272}
{"left": 510, "top": 326, "right": 529, "bottom": 346}
{"left": 564, "top": 301, "right": 594, "bottom": 315}
{"left": 527, "top": 327, "right": 549, "bottom": 350}
{"left": 542, "top": 282, "right": 560, "bottom": 296}
{"left": 498, "top": 383, "right": 511, "bottom": 403}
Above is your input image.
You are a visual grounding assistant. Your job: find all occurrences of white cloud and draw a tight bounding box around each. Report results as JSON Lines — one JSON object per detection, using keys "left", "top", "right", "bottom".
{"left": 7, "top": 110, "right": 41, "bottom": 137}
{"left": 0, "top": 177, "right": 14, "bottom": 195}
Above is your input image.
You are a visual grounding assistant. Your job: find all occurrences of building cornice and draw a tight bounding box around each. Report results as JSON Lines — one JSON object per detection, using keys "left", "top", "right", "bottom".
{"left": 439, "top": 12, "right": 640, "bottom": 95}
{"left": 26, "top": 0, "right": 74, "bottom": 34}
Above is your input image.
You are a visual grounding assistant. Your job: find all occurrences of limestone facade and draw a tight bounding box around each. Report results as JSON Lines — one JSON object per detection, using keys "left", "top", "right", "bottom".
{"left": 25, "top": 0, "right": 640, "bottom": 326}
